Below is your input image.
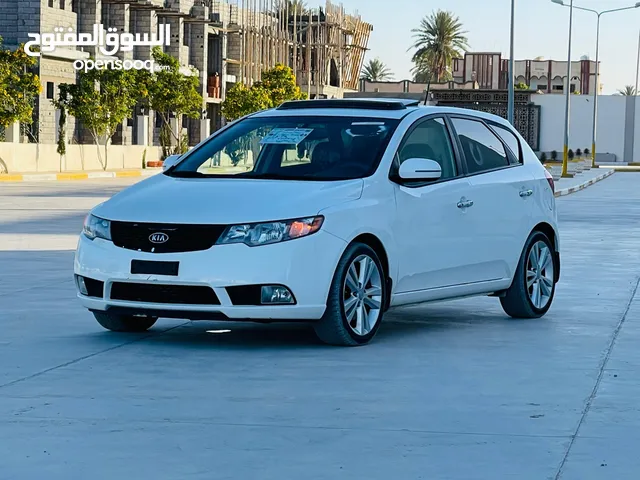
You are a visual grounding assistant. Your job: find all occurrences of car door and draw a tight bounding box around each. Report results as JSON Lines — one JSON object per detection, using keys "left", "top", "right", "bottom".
{"left": 448, "top": 116, "right": 536, "bottom": 283}
{"left": 392, "top": 116, "right": 479, "bottom": 296}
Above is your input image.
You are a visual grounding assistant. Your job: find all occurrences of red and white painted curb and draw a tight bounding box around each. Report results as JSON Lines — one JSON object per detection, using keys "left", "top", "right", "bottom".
{"left": 554, "top": 169, "right": 615, "bottom": 198}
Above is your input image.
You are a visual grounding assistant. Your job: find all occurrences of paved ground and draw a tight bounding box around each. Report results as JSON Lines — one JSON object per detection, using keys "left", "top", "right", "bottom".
{"left": 0, "top": 173, "right": 638, "bottom": 480}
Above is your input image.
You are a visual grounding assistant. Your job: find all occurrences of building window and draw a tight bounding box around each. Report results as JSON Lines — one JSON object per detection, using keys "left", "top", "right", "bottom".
{"left": 537, "top": 84, "right": 547, "bottom": 91}
{"left": 46, "top": 82, "right": 55, "bottom": 99}
{"left": 72, "top": 0, "right": 78, "bottom": 12}
{"left": 570, "top": 84, "right": 576, "bottom": 93}
{"left": 552, "top": 85, "right": 563, "bottom": 92}
{"left": 60, "top": 0, "right": 65, "bottom": 9}
{"left": 48, "top": 0, "right": 54, "bottom": 7}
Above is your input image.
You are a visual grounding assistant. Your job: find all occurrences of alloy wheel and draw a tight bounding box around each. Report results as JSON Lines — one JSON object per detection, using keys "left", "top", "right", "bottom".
{"left": 526, "top": 240, "right": 555, "bottom": 309}
{"left": 342, "top": 254, "right": 383, "bottom": 336}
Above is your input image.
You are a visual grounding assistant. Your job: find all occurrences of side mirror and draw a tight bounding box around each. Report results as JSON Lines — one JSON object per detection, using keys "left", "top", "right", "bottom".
{"left": 162, "top": 154, "right": 181, "bottom": 171}
{"left": 398, "top": 158, "right": 442, "bottom": 181}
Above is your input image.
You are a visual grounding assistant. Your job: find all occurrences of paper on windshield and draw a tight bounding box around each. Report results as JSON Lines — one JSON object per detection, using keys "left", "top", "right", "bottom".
{"left": 260, "top": 128, "right": 314, "bottom": 145}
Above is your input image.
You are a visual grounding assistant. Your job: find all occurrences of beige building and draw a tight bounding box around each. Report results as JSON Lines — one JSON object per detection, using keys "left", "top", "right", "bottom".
{"left": 2, "top": 0, "right": 372, "bottom": 145}
{"left": 360, "top": 51, "right": 601, "bottom": 96}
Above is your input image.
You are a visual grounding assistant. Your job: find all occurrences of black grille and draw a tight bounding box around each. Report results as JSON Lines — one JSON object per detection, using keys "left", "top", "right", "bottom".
{"left": 110, "top": 282, "right": 220, "bottom": 305}
{"left": 111, "top": 221, "right": 226, "bottom": 253}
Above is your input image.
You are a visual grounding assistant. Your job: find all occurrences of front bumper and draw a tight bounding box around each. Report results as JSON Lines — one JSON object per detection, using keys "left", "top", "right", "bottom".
{"left": 74, "top": 230, "right": 347, "bottom": 321}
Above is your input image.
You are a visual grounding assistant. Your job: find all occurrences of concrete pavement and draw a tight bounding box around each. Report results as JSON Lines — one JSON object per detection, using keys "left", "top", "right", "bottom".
{"left": 0, "top": 174, "right": 639, "bottom": 479}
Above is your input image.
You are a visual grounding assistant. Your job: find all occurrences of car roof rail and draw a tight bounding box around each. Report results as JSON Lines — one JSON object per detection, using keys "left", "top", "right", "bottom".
{"left": 276, "top": 98, "right": 421, "bottom": 111}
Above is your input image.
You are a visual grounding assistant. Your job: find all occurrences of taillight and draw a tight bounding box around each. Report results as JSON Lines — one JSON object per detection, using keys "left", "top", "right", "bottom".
{"left": 544, "top": 169, "right": 555, "bottom": 193}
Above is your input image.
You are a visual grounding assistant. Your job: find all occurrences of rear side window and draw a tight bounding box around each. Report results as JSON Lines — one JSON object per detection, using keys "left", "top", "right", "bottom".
{"left": 450, "top": 118, "right": 509, "bottom": 174}
{"left": 491, "top": 124, "right": 522, "bottom": 164}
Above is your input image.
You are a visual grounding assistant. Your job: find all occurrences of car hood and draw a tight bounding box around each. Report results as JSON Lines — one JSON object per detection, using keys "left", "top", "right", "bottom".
{"left": 93, "top": 173, "right": 364, "bottom": 224}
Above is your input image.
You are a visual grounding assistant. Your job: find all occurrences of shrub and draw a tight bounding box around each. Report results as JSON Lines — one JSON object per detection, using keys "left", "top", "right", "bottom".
{"left": 576, "top": 148, "right": 582, "bottom": 157}
{"left": 568, "top": 149, "right": 574, "bottom": 160}
{"left": 584, "top": 147, "right": 590, "bottom": 155}
{"left": 550, "top": 150, "right": 558, "bottom": 161}
{"left": 540, "top": 152, "right": 547, "bottom": 162}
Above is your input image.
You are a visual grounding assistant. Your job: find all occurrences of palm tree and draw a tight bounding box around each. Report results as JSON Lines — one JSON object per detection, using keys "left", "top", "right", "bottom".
{"left": 617, "top": 85, "right": 637, "bottom": 96}
{"left": 273, "top": 0, "right": 306, "bottom": 15}
{"left": 360, "top": 58, "right": 394, "bottom": 82}
{"left": 409, "top": 10, "right": 469, "bottom": 83}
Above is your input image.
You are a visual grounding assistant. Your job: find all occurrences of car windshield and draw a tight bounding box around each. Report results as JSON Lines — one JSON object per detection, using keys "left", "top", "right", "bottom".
{"left": 166, "top": 115, "right": 400, "bottom": 180}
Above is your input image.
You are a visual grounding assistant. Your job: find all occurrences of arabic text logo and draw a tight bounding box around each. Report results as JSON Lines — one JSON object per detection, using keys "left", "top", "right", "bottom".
{"left": 24, "top": 24, "right": 171, "bottom": 58}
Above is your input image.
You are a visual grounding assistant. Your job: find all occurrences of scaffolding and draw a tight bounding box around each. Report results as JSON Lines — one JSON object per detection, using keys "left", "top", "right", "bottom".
{"left": 218, "top": 0, "right": 372, "bottom": 96}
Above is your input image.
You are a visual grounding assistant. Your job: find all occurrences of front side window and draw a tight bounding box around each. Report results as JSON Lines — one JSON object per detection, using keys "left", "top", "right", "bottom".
{"left": 451, "top": 118, "right": 509, "bottom": 174}
{"left": 167, "top": 116, "right": 399, "bottom": 180}
{"left": 395, "top": 117, "right": 457, "bottom": 180}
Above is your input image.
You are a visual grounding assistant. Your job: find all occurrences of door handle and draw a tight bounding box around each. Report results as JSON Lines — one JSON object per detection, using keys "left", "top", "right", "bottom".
{"left": 519, "top": 189, "right": 533, "bottom": 198}
{"left": 457, "top": 199, "right": 474, "bottom": 209}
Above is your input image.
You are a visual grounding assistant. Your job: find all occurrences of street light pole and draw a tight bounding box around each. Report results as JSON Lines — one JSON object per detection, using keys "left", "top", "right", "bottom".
{"left": 592, "top": 14, "right": 600, "bottom": 168}
{"left": 552, "top": 1, "right": 640, "bottom": 170}
{"left": 561, "top": 0, "right": 574, "bottom": 178}
{"left": 635, "top": 29, "right": 640, "bottom": 95}
{"left": 508, "top": 0, "right": 515, "bottom": 124}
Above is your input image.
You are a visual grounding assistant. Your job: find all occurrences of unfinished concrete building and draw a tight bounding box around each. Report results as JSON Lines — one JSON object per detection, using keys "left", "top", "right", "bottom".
{"left": 2, "top": 0, "right": 372, "bottom": 146}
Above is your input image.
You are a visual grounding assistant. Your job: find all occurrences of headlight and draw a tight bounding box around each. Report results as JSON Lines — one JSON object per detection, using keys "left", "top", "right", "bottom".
{"left": 83, "top": 214, "right": 112, "bottom": 241}
{"left": 217, "top": 216, "right": 324, "bottom": 247}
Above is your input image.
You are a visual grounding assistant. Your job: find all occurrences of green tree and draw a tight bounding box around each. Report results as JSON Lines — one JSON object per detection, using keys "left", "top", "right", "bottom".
{"left": 142, "top": 47, "right": 203, "bottom": 156}
{"left": 409, "top": 10, "right": 469, "bottom": 83}
{"left": 255, "top": 63, "right": 307, "bottom": 107}
{"left": 222, "top": 83, "right": 272, "bottom": 122}
{"left": 360, "top": 58, "right": 394, "bottom": 82}
{"left": 55, "top": 67, "right": 139, "bottom": 170}
{"left": 617, "top": 85, "right": 636, "bottom": 96}
{"left": 221, "top": 64, "right": 305, "bottom": 121}
{"left": 0, "top": 36, "right": 41, "bottom": 130}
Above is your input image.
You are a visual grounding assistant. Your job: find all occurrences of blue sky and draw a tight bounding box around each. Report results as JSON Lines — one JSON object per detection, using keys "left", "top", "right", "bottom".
{"left": 343, "top": 0, "right": 640, "bottom": 94}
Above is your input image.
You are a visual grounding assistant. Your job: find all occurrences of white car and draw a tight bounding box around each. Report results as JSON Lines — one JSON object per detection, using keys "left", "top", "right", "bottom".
{"left": 75, "top": 99, "right": 560, "bottom": 346}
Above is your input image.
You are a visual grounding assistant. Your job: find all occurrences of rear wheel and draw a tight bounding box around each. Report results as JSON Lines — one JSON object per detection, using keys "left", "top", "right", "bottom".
{"left": 500, "top": 231, "right": 556, "bottom": 318}
{"left": 314, "top": 243, "right": 386, "bottom": 346}
{"left": 93, "top": 312, "right": 157, "bottom": 332}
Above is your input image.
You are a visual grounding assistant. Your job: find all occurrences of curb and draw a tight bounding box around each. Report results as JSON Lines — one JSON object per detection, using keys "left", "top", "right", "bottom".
{"left": 0, "top": 169, "right": 160, "bottom": 182}
{"left": 554, "top": 169, "right": 614, "bottom": 197}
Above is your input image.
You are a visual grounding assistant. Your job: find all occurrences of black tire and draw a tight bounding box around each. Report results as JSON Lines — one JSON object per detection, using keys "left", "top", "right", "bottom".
{"left": 313, "top": 242, "right": 387, "bottom": 346}
{"left": 500, "top": 231, "right": 557, "bottom": 318}
{"left": 93, "top": 311, "right": 157, "bottom": 332}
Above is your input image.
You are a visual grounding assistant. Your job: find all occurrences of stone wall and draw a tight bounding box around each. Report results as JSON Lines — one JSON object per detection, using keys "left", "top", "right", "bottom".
{"left": 38, "top": 56, "right": 79, "bottom": 143}
{"left": 0, "top": 143, "right": 163, "bottom": 173}
{"left": 37, "top": 1, "right": 80, "bottom": 143}
{"left": 0, "top": 0, "right": 40, "bottom": 46}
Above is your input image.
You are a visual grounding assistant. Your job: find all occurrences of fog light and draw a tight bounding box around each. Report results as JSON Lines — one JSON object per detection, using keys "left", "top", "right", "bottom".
{"left": 261, "top": 286, "right": 295, "bottom": 305}
{"left": 76, "top": 275, "right": 89, "bottom": 296}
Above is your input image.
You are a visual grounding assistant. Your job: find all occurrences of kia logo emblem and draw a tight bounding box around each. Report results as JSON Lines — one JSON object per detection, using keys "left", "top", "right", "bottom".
{"left": 149, "top": 232, "right": 169, "bottom": 244}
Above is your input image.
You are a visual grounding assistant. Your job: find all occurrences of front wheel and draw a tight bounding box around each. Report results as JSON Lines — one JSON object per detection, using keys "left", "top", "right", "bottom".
{"left": 500, "top": 231, "right": 557, "bottom": 318}
{"left": 93, "top": 311, "right": 158, "bottom": 332}
{"left": 314, "top": 243, "right": 387, "bottom": 346}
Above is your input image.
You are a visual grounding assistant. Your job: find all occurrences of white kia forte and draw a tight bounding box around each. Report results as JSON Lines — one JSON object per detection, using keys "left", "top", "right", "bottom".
{"left": 75, "top": 99, "right": 560, "bottom": 346}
